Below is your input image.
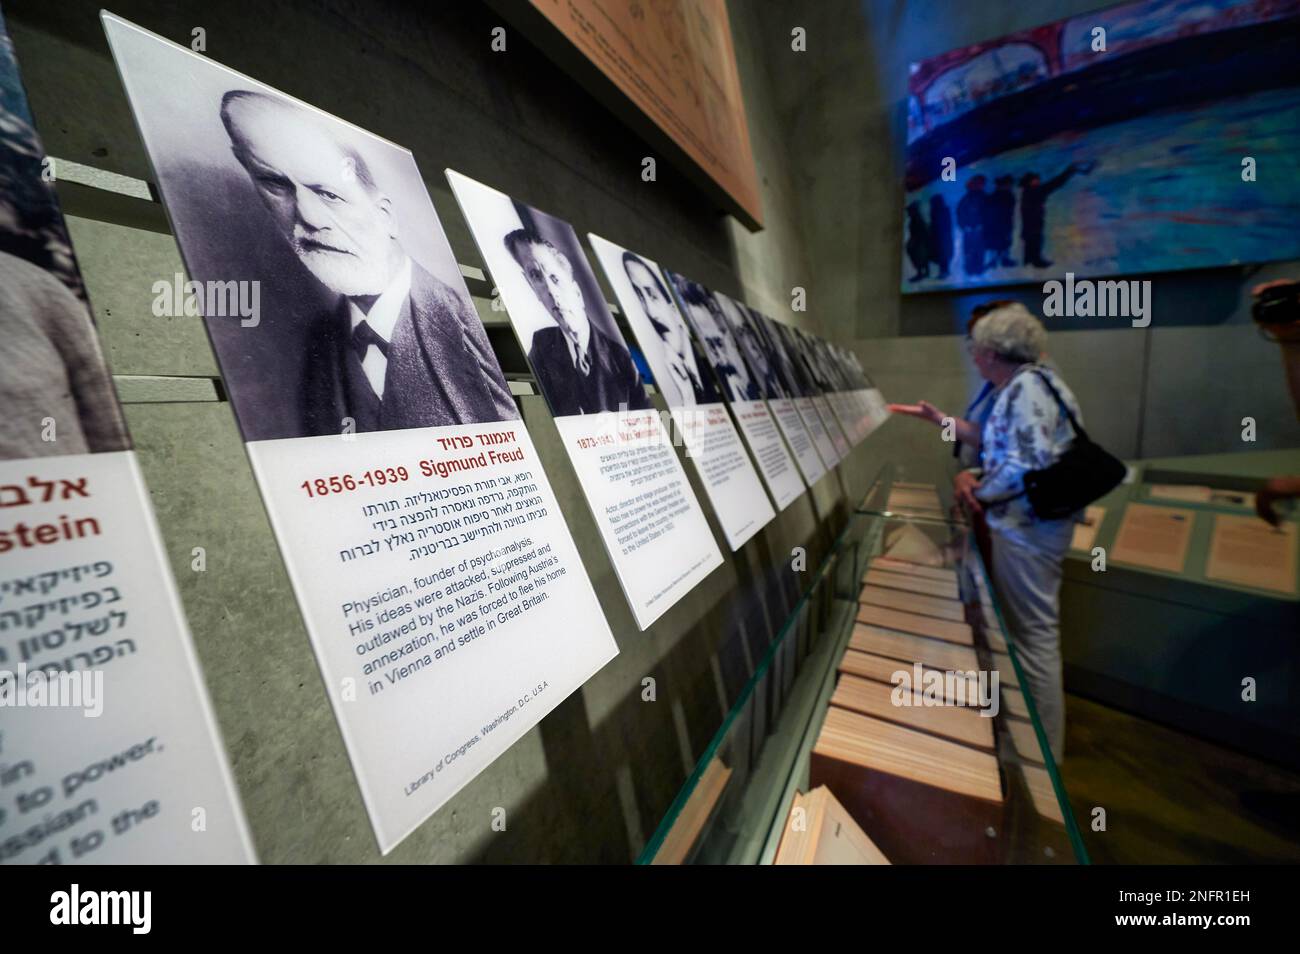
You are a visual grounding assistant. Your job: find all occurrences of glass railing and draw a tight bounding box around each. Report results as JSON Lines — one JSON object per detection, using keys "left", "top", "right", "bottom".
{"left": 639, "top": 462, "right": 1088, "bottom": 864}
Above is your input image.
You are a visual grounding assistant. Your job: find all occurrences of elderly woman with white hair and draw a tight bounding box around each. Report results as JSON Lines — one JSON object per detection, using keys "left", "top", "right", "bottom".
{"left": 891, "top": 302, "right": 1083, "bottom": 762}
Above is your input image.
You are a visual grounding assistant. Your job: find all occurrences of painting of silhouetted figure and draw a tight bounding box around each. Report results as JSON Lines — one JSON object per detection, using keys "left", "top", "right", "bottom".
{"left": 905, "top": 201, "right": 931, "bottom": 281}
{"left": 928, "top": 194, "right": 952, "bottom": 279}
{"left": 1020, "top": 161, "right": 1094, "bottom": 268}
{"left": 901, "top": 0, "right": 1300, "bottom": 291}
{"left": 984, "top": 175, "right": 1017, "bottom": 268}
{"left": 956, "top": 175, "right": 988, "bottom": 277}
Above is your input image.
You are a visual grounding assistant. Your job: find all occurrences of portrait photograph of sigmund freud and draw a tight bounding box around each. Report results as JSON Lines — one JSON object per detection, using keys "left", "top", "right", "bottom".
{"left": 0, "top": 13, "right": 130, "bottom": 463}
{"left": 664, "top": 272, "right": 761, "bottom": 404}
{"left": 447, "top": 172, "right": 652, "bottom": 419}
{"left": 588, "top": 237, "right": 720, "bottom": 410}
{"left": 105, "top": 21, "right": 517, "bottom": 442}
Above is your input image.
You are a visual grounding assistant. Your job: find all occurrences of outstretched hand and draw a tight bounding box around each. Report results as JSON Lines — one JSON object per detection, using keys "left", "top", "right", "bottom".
{"left": 887, "top": 400, "right": 945, "bottom": 425}
{"left": 1255, "top": 476, "right": 1300, "bottom": 527}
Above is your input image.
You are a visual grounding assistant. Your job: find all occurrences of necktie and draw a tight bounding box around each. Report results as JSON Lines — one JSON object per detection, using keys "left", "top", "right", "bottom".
{"left": 352, "top": 320, "right": 389, "bottom": 359}
{"left": 570, "top": 332, "right": 590, "bottom": 375}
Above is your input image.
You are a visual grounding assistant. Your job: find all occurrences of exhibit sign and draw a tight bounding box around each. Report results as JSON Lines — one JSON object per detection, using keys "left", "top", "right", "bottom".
{"left": 747, "top": 310, "right": 828, "bottom": 486}
{"left": 656, "top": 270, "right": 803, "bottom": 512}
{"left": 794, "top": 329, "right": 853, "bottom": 460}
{"left": 807, "top": 334, "right": 865, "bottom": 446}
{"left": 1110, "top": 502, "right": 1194, "bottom": 574}
{"left": 821, "top": 342, "right": 866, "bottom": 444}
{"left": 105, "top": 14, "right": 618, "bottom": 854}
{"left": 490, "top": 0, "right": 764, "bottom": 230}
{"left": 1204, "top": 514, "right": 1297, "bottom": 597}
{"left": 1, "top": 11, "right": 253, "bottom": 864}
{"left": 844, "top": 348, "right": 890, "bottom": 436}
{"left": 768, "top": 321, "right": 842, "bottom": 469}
{"left": 588, "top": 234, "right": 782, "bottom": 541}
{"left": 447, "top": 171, "right": 724, "bottom": 629}
{"left": 709, "top": 290, "right": 807, "bottom": 510}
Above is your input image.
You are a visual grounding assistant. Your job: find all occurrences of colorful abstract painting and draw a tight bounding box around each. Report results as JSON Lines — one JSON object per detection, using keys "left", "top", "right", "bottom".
{"left": 901, "top": 0, "right": 1300, "bottom": 292}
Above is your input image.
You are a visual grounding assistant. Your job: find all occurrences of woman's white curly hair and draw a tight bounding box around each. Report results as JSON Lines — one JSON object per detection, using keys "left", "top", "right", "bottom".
{"left": 970, "top": 302, "right": 1046, "bottom": 364}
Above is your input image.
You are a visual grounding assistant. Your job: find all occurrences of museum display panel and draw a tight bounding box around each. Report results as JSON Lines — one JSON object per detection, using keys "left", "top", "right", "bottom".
{"left": 447, "top": 169, "right": 725, "bottom": 630}
{"left": 744, "top": 308, "right": 829, "bottom": 485}
{"left": 652, "top": 269, "right": 807, "bottom": 509}
{"left": 103, "top": 15, "right": 620, "bottom": 854}
{"left": 588, "top": 233, "right": 790, "bottom": 539}
{"left": 2, "top": 0, "right": 1294, "bottom": 885}
{"left": 0, "top": 8, "right": 253, "bottom": 864}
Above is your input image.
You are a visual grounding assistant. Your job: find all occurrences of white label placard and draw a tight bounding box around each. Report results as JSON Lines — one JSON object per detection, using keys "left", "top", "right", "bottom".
{"left": 813, "top": 395, "right": 850, "bottom": 462}
{"left": 447, "top": 171, "right": 723, "bottom": 628}
{"left": 727, "top": 400, "right": 804, "bottom": 510}
{"left": 2, "top": 12, "right": 252, "bottom": 865}
{"left": 796, "top": 396, "right": 841, "bottom": 469}
{"left": 0, "top": 453, "right": 256, "bottom": 864}
{"left": 709, "top": 290, "right": 806, "bottom": 510}
{"left": 587, "top": 234, "right": 788, "bottom": 530}
{"left": 660, "top": 272, "right": 805, "bottom": 512}
{"left": 247, "top": 422, "right": 615, "bottom": 851}
{"left": 768, "top": 397, "right": 827, "bottom": 485}
{"left": 104, "top": 14, "right": 618, "bottom": 854}
{"left": 746, "top": 310, "right": 825, "bottom": 485}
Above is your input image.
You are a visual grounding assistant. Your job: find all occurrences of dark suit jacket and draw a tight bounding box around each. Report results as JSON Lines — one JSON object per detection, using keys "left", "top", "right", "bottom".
{"left": 301, "top": 262, "right": 518, "bottom": 435}
{"left": 529, "top": 324, "right": 651, "bottom": 416}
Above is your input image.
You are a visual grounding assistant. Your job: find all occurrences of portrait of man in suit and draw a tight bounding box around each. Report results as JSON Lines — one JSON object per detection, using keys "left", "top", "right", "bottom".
{"left": 669, "top": 275, "right": 760, "bottom": 403}
{"left": 503, "top": 227, "right": 650, "bottom": 416}
{"left": 728, "top": 305, "right": 784, "bottom": 401}
{"left": 620, "top": 251, "right": 717, "bottom": 408}
{"left": 220, "top": 90, "right": 518, "bottom": 436}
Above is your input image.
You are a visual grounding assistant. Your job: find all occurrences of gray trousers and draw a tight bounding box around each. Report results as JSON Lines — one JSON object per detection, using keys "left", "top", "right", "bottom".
{"left": 989, "top": 520, "right": 1074, "bottom": 763}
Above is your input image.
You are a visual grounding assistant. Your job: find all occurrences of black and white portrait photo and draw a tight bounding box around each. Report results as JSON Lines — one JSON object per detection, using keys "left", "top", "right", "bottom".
{"left": 447, "top": 173, "right": 652, "bottom": 418}
{"left": 768, "top": 319, "right": 817, "bottom": 398}
{"left": 665, "top": 272, "right": 761, "bottom": 403}
{"left": 105, "top": 20, "right": 517, "bottom": 442}
{"left": 0, "top": 14, "right": 129, "bottom": 462}
{"left": 587, "top": 236, "right": 719, "bottom": 409}
{"left": 749, "top": 310, "right": 801, "bottom": 401}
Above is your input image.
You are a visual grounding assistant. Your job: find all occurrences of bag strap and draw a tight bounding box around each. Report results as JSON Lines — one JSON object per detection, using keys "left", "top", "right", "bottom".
{"left": 971, "top": 366, "right": 1082, "bottom": 507}
{"left": 1027, "top": 366, "right": 1091, "bottom": 444}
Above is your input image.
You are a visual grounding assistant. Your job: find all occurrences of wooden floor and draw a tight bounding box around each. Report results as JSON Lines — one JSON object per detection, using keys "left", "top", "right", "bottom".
{"left": 1060, "top": 694, "right": 1300, "bottom": 864}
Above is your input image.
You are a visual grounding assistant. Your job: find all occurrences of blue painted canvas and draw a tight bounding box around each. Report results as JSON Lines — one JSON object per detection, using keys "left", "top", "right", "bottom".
{"left": 901, "top": 0, "right": 1300, "bottom": 292}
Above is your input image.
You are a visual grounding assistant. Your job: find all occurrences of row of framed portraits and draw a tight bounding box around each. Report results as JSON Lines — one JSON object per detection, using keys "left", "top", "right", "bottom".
{"left": 0, "top": 11, "right": 888, "bottom": 863}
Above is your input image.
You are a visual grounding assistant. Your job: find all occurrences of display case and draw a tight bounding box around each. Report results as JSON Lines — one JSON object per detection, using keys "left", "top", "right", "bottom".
{"left": 639, "top": 464, "right": 1088, "bottom": 864}
{"left": 1060, "top": 448, "right": 1300, "bottom": 768}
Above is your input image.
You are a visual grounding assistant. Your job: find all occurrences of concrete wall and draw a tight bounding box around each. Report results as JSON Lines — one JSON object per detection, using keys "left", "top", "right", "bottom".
{"left": 6, "top": 0, "right": 880, "bottom": 863}
{"left": 746, "top": 0, "right": 1300, "bottom": 461}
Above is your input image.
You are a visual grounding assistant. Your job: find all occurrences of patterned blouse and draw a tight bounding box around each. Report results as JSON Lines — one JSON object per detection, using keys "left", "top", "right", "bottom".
{"left": 974, "top": 364, "right": 1083, "bottom": 530}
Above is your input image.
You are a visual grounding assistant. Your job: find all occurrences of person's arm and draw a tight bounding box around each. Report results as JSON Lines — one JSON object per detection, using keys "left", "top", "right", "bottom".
{"left": 1040, "top": 161, "right": 1088, "bottom": 197}
{"left": 887, "top": 401, "right": 982, "bottom": 447}
{"left": 974, "top": 376, "right": 1058, "bottom": 506}
{"left": 1256, "top": 475, "right": 1300, "bottom": 527}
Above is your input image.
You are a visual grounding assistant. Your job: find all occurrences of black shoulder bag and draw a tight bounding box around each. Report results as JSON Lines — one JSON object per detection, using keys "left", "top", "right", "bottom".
{"left": 997, "top": 368, "right": 1127, "bottom": 520}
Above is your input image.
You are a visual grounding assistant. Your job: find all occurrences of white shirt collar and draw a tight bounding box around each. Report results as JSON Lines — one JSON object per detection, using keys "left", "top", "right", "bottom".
{"left": 349, "top": 256, "right": 412, "bottom": 341}
{"left": 562, "top": 311, "right": 591, "bottom": 363}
